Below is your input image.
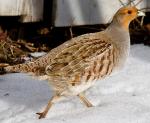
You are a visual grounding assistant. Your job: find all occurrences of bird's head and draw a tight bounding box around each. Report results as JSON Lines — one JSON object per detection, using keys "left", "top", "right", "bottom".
{"left": 112, "top": 6, "right": 145, "bottom": 30}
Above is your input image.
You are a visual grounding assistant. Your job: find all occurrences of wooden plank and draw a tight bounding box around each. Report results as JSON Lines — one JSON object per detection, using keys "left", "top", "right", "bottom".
{"left": 0, "top": 0, "right": 43, "bottom": 22}
{"left": 53, "top": 0, "right": 147, "bottom": 27}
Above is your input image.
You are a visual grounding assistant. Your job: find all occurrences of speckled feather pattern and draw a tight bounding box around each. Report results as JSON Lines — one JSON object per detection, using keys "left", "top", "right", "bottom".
{"left": 4, "top": 31, "right": 122, "bottom": 95}
{"left": 4, "top": 6, "right": 140, "bottom": 97}
{"left": 2, "top": 6, "right": 142, "bottom": 119}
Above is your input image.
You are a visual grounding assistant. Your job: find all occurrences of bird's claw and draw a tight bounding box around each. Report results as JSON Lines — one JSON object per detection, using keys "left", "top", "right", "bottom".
{"left": 36, "top": 112, "right": 46, "bottom": 119}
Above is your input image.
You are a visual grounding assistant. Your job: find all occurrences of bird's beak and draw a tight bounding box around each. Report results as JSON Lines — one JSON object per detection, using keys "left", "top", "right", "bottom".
{"left": 137, "top": 11, "right": 145, "bottom": 16}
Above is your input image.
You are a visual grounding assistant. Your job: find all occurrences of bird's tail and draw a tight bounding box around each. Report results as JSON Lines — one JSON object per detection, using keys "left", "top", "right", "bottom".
{"left": 0, "top": 54, "right": 50, "bottom": 75}
{"left": 0, "top": 62, "right": 36, "bottom": 74}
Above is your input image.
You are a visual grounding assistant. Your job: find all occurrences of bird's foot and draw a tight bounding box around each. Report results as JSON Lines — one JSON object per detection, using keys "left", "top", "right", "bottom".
{"left": 36, "top": 112, "right": 47, "bottom": 119}
{"left": 86, "top": 103, "right": 93, "bottom": 107}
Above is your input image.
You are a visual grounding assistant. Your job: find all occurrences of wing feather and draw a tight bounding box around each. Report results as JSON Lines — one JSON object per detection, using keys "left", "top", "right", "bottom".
{"left": 46, "top": 38, "right": 113, "bottom": 80}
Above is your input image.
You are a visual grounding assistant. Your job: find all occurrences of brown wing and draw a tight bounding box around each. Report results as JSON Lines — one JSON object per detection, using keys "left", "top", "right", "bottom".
{"left": 45, "top": 37, "right": 113, "bottom": 83}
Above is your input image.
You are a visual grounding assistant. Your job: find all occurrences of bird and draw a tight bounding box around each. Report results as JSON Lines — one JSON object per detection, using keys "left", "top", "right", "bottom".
{"left": 0, "top": 6, "right": 145, "bottom": 119}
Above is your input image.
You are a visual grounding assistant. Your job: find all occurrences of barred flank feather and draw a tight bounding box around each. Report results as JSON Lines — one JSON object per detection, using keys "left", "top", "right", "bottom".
{"left": 1, "top": 6, "right": 142, "bottom": 119}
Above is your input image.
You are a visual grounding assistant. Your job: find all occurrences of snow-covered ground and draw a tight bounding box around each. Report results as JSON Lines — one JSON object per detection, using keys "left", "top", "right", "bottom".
{"left": 0, "top": 44, "right": 150, "bottom": 123}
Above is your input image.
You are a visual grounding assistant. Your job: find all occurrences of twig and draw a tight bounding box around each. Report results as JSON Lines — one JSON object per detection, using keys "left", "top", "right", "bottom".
{"left": 10, "top": 45, "right": 14, "bottom": 56}
{"left": 24, "top": 45, "right": 37, "bottom": 52}
{"left": 0, "top": 63, "right": 9, "bottom": 67}
{"left": 69, "top": 27, "right": 73, "bottom": 39}
{"left": 118, "top": 0, "right": 125, "bottom": 6}
{"left": 140, "top": 7, "right": 150, "bottom": 12}
{"left": 135, "top": 0, "right": 143, "bottom": 6}
{"left": 140, "top": 16, "right": 144, "bottom": 26}
{"left": 127, "top": 0, "right": 136, "bottom": 6}
{"left": 135, "top": 18, "right": 145, "bottom": 30}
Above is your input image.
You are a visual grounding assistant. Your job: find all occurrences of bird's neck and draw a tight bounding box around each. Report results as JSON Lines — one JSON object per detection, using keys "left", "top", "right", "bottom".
{"left": 106, "top": 22, "right": 130, "bottom": 57}
{"left": 105, "top": 22, "right": 131, "bottom": 71}
{"left": 106, "top": 22, "right": 130, "bottom": 45}
{"left": 109, "top": 18, "right": 130, "bottom": 31}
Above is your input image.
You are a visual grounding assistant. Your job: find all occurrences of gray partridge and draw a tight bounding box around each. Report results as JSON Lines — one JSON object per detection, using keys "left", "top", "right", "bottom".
{"left": 1, "top": 6, "right": 145, "bottom": 119}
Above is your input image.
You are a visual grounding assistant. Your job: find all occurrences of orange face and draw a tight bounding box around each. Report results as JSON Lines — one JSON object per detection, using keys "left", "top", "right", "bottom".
{"left": 114, "top": 6, "right": 138, "bottom": 30}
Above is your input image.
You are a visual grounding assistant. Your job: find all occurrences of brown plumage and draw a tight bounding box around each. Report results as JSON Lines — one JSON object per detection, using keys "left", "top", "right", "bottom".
{"left": 1, "top": 6, "right": 145, "bottom": 119}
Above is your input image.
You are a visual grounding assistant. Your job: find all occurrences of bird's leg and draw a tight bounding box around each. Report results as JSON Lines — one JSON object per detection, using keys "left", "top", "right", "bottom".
{"left": 36, "top": 95, "right": 59, "bottom": 119}
{"left": 77, "top": 92, "right": 93, "bottom": 107}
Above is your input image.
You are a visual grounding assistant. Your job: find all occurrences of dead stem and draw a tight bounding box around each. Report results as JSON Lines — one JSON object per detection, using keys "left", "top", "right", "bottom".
{"left": 69, "top": 27, "right": 73, "bottom": 39}
{"left": 135, "top": 0, "right": 144, "bottom": 7}
{"left": 118, "top": 0, "right": 126, "bottom": 6}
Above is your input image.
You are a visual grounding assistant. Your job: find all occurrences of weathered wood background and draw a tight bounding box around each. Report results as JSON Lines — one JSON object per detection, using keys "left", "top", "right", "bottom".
{"left": 0, "top": 0, "right": 43, "bottom": 22}
{"left": 53, "top": 0, "right": 148, "bottom": 27}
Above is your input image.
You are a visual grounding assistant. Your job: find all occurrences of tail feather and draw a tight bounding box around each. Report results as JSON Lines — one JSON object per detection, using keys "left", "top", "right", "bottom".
{"left": 0, "top": 53, "right": 51, "bottom": 75}
{"left": 4, "top": 62, "right": 36, "bottom": 73}
{"left": 2, "top": 62, "right": 46, "bottom": 76}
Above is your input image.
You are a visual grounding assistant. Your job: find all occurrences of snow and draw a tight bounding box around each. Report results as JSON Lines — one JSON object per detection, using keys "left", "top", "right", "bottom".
{"left": 30, "top": 52, "right": 46, "bottom": 58}
{"left": 0, "top": 44, "right": 150, "bottom": 123}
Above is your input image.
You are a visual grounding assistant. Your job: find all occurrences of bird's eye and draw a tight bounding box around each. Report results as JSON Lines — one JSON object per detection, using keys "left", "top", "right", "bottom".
{"left": 127, "top": 10, "right": 132, "bottom": 14}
